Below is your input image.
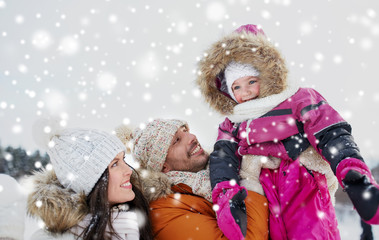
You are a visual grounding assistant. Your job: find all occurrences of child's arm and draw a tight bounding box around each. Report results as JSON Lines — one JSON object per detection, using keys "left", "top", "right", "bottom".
{"left": 209, "top": 118, "right": 242, "bottom": 189}
{"left": 209, "top": 118, "right": 248, "bottom": 240}
{"left": 295, "top": 88, "right": 363, "bottom": 173}
{"left": 296, "top": 88, "right": 379, "bottom": 225}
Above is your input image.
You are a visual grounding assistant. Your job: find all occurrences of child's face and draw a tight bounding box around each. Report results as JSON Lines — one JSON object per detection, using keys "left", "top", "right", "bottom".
{"left": 232, "top": 76, "right": 260, "bottom": 103}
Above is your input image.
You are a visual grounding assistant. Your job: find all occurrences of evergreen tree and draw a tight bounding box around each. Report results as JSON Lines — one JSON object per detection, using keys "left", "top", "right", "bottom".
{"left": 0, "top": 143, "right": 50, "bottom": 180}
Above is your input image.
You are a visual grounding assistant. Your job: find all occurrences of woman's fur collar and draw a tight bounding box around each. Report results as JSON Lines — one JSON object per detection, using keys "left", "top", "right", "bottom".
{"left": 196, "top": 29, "right": 288, "bottom": 115}
{"left": 27, "top": 169, "right": 88, "bottom": 234}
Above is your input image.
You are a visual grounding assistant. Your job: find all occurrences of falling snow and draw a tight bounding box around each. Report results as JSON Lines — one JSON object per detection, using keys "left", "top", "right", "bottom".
{"left": 0, "top": 1, "right": 378, "bottom": 239}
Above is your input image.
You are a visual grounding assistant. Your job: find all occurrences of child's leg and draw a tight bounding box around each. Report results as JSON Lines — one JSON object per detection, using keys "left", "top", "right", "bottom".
{"left": 336, "top": 158, "right": 379, "bottom": 224}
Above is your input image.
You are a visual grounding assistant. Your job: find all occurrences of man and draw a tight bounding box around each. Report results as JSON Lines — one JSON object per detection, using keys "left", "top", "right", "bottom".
{"left": 116, "top": 119, "right": 269, "bottom": 240}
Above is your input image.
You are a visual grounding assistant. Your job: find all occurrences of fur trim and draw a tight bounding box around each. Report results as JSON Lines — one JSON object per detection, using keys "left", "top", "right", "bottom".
{"left": 196, "top": 30, "right": 288, "bottom": 115}
{"left": 27, "top": 169, "right": 88, "bottom": 234}
{"left": 240, "top": 147, "right": 338, "bottom": 205}
{"left": 115, "top": 124, "right": 134, "bottom": 154}
{"left": 240, "top": 155, "right": 281, "bottom": 196}
{"left": 137, "top": 168, "right": 173, "bottom": 202}
{"left": 299, "top": 147, "right": 338, "bottom": 205}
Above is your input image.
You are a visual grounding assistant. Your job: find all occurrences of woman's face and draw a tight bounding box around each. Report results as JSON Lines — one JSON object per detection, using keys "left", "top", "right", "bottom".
{"left": 107, "top": 151, "right": 135, "bottom": 205}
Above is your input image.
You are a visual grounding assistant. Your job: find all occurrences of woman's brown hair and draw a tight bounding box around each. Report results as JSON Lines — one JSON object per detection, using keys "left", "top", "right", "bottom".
{"left": 78, "top": 167, "right": 153, "bottom": 240}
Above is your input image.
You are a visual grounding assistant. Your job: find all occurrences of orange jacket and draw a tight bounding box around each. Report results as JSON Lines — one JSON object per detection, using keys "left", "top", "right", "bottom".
{"left": 150, "top": 183, "right": 269, "bottom": 240}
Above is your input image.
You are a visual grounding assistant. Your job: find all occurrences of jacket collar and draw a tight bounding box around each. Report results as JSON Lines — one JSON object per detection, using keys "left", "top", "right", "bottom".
{"left": 228, "top": 84, "right": 299, "bottom": 123}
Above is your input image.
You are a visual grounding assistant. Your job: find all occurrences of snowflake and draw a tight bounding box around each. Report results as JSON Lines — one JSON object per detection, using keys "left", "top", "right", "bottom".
{"left": 363, "top": 190, "right": 371, "bottom": 200}
{"left": 185, "top": 108, "right": 192, "bottom": 116}
{"left": 206, "top": 2, "right": 226, "bottom": 22}
{"left": 97, "top": 72, "right": 117, "bottom": 91}
{"left": 317, "top": 211, "right": 325, "bottom": 219}
{"left": 174, "top": 193, "right": 181, "bottom": 200}
{"left": 58, "top": 36, "right": 80, "bottom": 55}
{"left": 32, "top": 30, "right": 53, "bottom": 49}
{"left": 36, "top": 200, "right": 43, "bottom": 208}
{"left": 260, "top": 156, "right": 268, "bottom": 164}
{"left": 213, "top": 204, "right": 220, "bottom": 211}
{"left": 34, "top": 161, "right": 42, "bottom": 168}
{"left": 229, "top": 179, "right": 237, "bottom": 186}
{"left": 261, "top": 10, "right": 271, "bottom": 19}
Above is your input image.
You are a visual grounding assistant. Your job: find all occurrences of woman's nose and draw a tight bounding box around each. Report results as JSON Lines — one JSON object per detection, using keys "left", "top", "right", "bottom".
{"left": 123, "top": 163, "right": 132, "bottom": 176}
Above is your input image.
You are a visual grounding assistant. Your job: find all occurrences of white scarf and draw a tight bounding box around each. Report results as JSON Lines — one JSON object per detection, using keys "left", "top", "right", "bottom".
{"left": 71, "top": 208, "right": 139, "bottom": 240}
{"left": 228, "top": 84, "right": 300, "bottom": 123}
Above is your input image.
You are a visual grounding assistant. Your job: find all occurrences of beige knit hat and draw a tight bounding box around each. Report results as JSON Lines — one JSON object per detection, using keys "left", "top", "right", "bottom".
{"left": 131, "top": 119, "right": 187, "bottom": 171}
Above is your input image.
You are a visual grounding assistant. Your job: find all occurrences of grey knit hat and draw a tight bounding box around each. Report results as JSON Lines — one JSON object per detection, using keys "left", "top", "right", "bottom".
{"left": 132, "top": 119, "right": 187, "bottom": 171}
{"left": 33, "top": 119, "right": 126, "bottom": 196}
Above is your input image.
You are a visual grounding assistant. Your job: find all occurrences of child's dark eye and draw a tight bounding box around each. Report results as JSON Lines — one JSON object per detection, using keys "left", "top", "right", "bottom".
{"left": 249, "top": 80, "right": 256, "bottom": 85}
{"left": 233, "top": 86, "right": 240, "bottom": 90}
{"left": 112, "top": 161, "right": 118, "bottom": 167}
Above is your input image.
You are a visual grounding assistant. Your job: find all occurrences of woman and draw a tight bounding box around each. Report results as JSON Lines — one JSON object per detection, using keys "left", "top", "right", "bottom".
{"left": 27, "top": 119, "right": 153, "bottom": 240}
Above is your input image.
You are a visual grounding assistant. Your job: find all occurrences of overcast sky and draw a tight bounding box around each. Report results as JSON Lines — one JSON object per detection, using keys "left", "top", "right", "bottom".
{"left": 1, "top": 0, "right": 379, "bottom": 167}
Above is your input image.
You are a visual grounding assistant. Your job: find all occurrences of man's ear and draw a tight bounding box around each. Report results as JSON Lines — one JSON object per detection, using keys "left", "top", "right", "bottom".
{"left": 162, "top": 162, "right": 171, "bottom": 173}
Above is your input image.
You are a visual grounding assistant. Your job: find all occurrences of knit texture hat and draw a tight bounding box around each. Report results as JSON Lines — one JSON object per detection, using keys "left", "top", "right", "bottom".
{"left": 224, "top": 61, "right": 260, "bottom": 102}
{"left": 32, "top": 119, "right": 126, "bottom": 196}
{"left": 132, "top": 119, "right": 187, "bottom": 171}
{"left": 0, "top": 174, "right": 26, "bottom": 240}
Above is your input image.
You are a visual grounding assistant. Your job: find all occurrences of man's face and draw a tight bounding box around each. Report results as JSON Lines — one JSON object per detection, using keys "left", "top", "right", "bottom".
{"left": 163, "top": 126, "right": 209, "bottom": 173}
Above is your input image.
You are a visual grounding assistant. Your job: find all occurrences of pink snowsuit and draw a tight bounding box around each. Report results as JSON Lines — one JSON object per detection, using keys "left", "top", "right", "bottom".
{"left": 196, "top": 24, "right": 376, "bottom": 239}
{"left": 213, "top": 88, "right": 342, "bottom": 239}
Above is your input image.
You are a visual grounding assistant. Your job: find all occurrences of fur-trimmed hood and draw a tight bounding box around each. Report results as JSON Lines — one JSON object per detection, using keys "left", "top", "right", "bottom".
{"left": 27, "top": 169, "right": 88, "bottom": 234}
{"left": 27, "top": 168, "right": 173, "bottom": 234}
{"left": 196, "top": 25, "right": 288, "bottom": 115}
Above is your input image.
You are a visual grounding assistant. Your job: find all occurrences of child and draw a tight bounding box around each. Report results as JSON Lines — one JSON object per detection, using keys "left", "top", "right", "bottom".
{"left": 196, "top": 24, "right": 379, "bottom": 240}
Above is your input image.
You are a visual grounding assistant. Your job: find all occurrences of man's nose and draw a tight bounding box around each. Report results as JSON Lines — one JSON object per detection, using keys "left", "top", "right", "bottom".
{"left": 185, "top": 131, "right": 197, "bottom": 144}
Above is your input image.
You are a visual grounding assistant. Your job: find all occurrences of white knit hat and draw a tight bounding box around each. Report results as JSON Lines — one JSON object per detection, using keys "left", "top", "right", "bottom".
{"left": 32, "top": 119, "right": 126, "bottom": 196}
{"left": 224, "top": 61, "right": 260, "bottom": 102}
{"left": 132, "top": 119, "right": 187, "bottom": 172}
{"left": 0, "top": 174, "right": 26, "bottom": 240}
